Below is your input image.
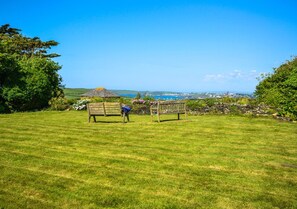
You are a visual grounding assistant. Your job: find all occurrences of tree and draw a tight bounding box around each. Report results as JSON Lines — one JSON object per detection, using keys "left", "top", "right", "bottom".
{"left": 0, "top": 24, "right": 63, "bottom": 112}
{"left": 135, "top": 92, "right": 141, "bottom": 99}
{"left": 255, "top": 57, "right": 297, "bottom": 119}
{"left": 0, "top": 54, "right": 23, "bottom": 112}
{"left": 0, "top": 24, "right": 59, "bottom": 58}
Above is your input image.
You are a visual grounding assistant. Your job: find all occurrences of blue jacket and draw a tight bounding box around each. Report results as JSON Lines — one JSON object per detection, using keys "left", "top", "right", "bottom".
{"left": 122, "top": 106, "right": 131, "bottom": 113}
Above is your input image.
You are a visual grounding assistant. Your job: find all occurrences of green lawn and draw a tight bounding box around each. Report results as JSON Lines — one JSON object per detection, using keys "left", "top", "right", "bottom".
{"left": 0, "top": 112, "right": 297, "bottom": 208}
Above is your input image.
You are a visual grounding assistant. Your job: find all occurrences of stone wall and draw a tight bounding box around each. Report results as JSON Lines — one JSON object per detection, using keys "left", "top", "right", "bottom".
{"left": 187, "top": 103, "right": 276, "bottom": 116}
{"left": 129, "top": 102, "right": 294, "bottom": 121}
{"left": 130, "top": 103, "right": 277, "bottom": 116}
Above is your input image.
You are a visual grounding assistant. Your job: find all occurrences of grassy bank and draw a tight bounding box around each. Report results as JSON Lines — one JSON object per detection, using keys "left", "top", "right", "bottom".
{"left": 0, "top": 112, "right": 296, "bottom": 208}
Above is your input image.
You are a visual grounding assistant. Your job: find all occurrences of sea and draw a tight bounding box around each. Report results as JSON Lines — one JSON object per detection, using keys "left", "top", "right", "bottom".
{"left": 119, "top": 94, "right": 187, "bottom": 100}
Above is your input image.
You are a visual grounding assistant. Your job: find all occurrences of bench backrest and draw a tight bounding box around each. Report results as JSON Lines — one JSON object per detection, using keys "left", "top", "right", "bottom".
{"left": 88, "top": 103, "right": 105, "bottom": 115}
{"left": 87, "top": 102, "right": 122, "bottom": 116}
{"left": 151, "top": 101, "right": 186, "bottom": 114}
{"left": 104, "top": 102, "right": 122, "bottom": 115}
{"left": 159, "top": 102, "right": 186, "bottom": 114}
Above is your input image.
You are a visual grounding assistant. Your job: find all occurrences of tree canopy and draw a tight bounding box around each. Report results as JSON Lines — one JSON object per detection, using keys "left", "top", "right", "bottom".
{"left": 0, "top": 24, "right": 63, "bottom": 113}
{"left": 255, "top": 57, "right": 297, "bottom": 119}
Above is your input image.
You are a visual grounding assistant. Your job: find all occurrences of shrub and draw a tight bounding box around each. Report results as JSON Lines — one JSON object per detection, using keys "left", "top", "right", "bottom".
{"left": 186, "top": 100, "right": 207, "bottom": 111}
{"left": 49, "top": 97, "right": 69, "bottom": 111}
{"left": 237, "top": 98, "right": 250, "bottom": 105}
{"left": 143, "top": 96, "right": 155, "bottom": 101}
{"left": 204, "top": 98, "right": 217, "bottom": 106}
{"left": 221, "top": 96, "right": 236, "bottom": 104}
{"left": 0, "top": 101, "right": 10, "bottom": 113}
{"left": 90, "top": 97, "right": 104, "bottom": 103}
{"left": 229, "top": 105, "right": 241, "bottom": 115}
{"left": 255, "top": 57, "right": 297, "bottom": 120}
{"left": 66, "top": 98, "right": 77, "bottom": 106}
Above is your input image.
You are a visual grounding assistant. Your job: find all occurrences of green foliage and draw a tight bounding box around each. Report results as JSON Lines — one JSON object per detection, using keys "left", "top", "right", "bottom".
{"left": 135, "top": 92, "right": 141, "bottom": 99}
{"left": 0, "top": 24, "right": 59, "bottom": 58}
{"left": 0, "top": 53, "right": 22, "bottom": 87}
{"left": 204, "top": 98, "right": 217, "bottom": 106}
{"left": 221, "top": 96, "right": 236, "bottom": 104}
{"left": 1, "top": 56, "right": 62, "bottom": 111}
{"left": 143, "top": 95, "right": 155, "bottom": 101}
{"left": 120, "top": 97, "right": 132, "bottom": 106}
{"left": 255, "top": 57, "right": 297, "bottom": 120}
{"left": 49, "top": 97, "right": 71, "bottom": 111}
{"left": 236, "top": 97, "right": 251, "bottom": 105}
{"left": 186, "top": 99, "right": 207, "bottom": 110}
{"left": 0, "top": 24, "right": 62, "bottom": 112}
{"left": 229, "top": 105, "right": 241, "bottom": 115}
{"left": 89, "top": 97, "right": 104, "bottom": 102}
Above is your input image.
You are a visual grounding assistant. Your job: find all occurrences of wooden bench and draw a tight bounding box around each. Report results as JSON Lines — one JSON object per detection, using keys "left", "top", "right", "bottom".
{"left": 87, "top": 102, "right": 129, "bottom": 123}
{"left": 150, "top": 101, "right": 187, "bottom": 122}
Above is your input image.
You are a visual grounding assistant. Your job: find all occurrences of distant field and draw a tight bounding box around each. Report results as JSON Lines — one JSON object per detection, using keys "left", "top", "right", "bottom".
{"left": 63, "top": 88, "right": 90, "bottom": 99}
{"left": 0, "top": 112, "right": 297, "bottom": 208}
{"left": 63, "top": 88, "right": 138, "bottom": 99}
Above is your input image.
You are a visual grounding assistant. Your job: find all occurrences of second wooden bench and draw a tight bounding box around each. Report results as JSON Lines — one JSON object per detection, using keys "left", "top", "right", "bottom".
{"left": 150, "top": 101, "right": 187, "bottom": 122}
{"left": 87, "top": 102, "right": 129, "bottom": 123}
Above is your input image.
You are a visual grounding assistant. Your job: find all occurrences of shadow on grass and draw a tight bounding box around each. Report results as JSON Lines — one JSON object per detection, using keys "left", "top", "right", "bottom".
{"left": 152, "top": 119, "right": 188, "bottom": 123}
{"left": 91, "top": 121, "right": 129, "bottom": 123}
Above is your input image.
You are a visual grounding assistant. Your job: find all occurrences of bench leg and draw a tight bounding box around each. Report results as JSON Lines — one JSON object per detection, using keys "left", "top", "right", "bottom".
{"left": 157, "top": 113, "right": 160, "bottom": 123}
{"left": 178, "top": 113, "right": 180, "bottom": 120}
{"left": 122, "top": 113, "right": 126, "bottom": 123}
{"left": 93, "top": 116, "right": 96, "bottom": 122}
{"left": 150, "top": 109, "right": 153, "bottom": 122}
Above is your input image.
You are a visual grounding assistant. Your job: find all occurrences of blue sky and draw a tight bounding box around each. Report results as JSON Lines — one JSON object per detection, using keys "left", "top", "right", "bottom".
{"left": 1, "top": 0, "right": 297, "bottom": 93}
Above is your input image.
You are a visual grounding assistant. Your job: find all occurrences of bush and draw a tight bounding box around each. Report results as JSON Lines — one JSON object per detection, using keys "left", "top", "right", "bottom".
{"left": 221, "top": 96, "right": 236, "bottom": 104}
{"left": 89, "top": 97, "right": 104, "bottom": 103}
{"left": 204, "top": 98, "right": 217, "bottom": 106}
{"left": 229, "top": 105, "right": 241, "bottom": 115}
{"left": 143, "top": 96, "right": 155, "bottom": 101}
{"left": 237, "top": 98, "right": 250, "bottom": 105}
{"left": 49, "top": 97, "right": 69, "bottom": 111}
{"left": 66, "top": 98, "right": 77, "bottom": 106}
{"left": 186, "top": 100, "right": 207, "bottom": 111}
{"left": 0, "top": 101, "right": 10, "bottom": 113}
{"left": 255, "top": 57, "right": 297, "bottom": 120}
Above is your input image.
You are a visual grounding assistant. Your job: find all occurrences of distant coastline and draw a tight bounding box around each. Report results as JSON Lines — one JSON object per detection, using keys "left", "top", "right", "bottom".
{"left": 119, "top": 93, "right": 187, "bottom": 100}
{"left": 63, "top": 88, "right": 254, "bottom": 100}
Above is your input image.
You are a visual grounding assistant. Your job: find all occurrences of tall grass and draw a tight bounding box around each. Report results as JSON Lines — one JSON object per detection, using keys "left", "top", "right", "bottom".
{"left": 0, "top": 112, "right": 296, "bottom": 208}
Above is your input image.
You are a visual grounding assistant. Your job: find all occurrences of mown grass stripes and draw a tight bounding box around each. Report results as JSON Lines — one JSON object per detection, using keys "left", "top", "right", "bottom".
{"left": 0, "top": 111, "right": 297, "bottom": 208}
